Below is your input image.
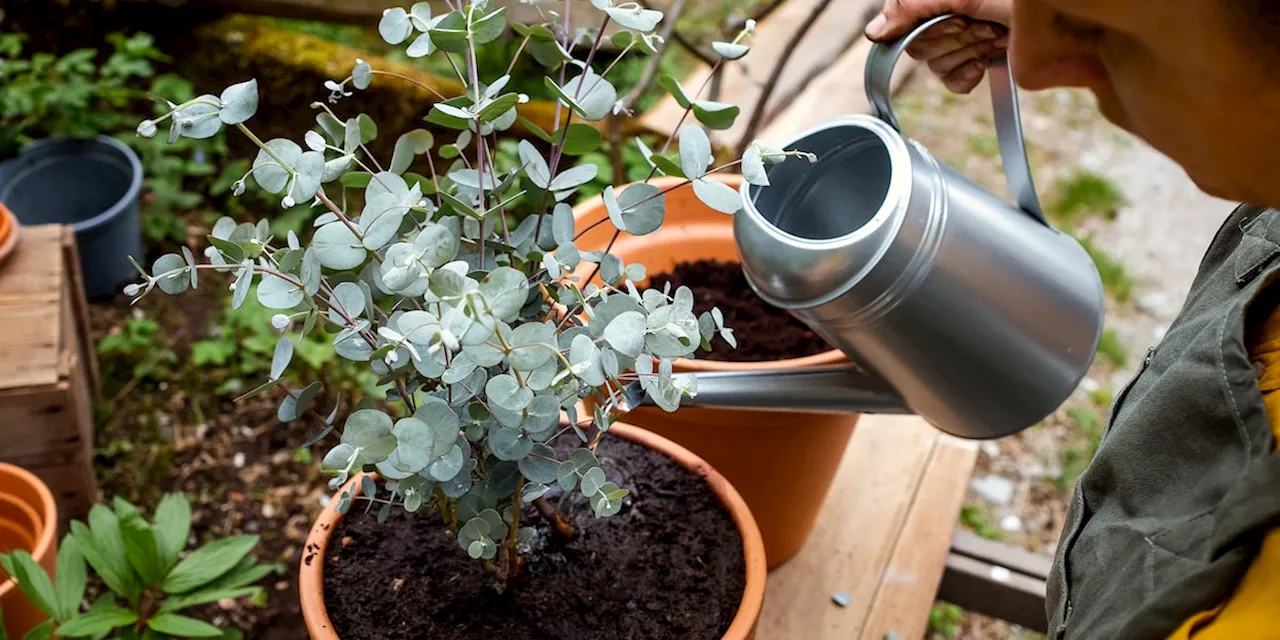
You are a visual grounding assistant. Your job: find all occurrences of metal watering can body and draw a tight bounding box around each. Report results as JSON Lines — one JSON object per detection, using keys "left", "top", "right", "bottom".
{"left": 728, "top": 17, "right": 1106, "bottom": 440}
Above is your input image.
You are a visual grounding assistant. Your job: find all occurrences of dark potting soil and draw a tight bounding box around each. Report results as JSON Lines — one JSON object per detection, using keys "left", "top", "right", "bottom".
{"left": 321, "top": 436, "right": 747, "bottom": 640}
{"left": 647, "top": 258, "right": 833, "bottom": 362}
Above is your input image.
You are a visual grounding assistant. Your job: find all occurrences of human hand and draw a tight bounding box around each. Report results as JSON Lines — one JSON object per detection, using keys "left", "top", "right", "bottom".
{"left": 865, "top": 0, "right": 1013, "bottom": 94}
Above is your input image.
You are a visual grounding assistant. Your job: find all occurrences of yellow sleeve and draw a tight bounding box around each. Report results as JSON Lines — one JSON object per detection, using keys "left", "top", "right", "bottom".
{"left": 1166, "top": 327, "right": 1280, "bottom": 640}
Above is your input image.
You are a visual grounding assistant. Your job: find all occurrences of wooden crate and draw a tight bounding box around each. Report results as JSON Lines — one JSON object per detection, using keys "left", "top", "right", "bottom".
{"left": 0, "top": 225, "right": 99, "bottom": 532}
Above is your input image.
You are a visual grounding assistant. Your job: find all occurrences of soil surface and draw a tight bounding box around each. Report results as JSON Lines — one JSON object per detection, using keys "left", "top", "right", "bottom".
{"left": 322, "top": 437, "right": 747, "bottom": 640}
{"left": 647, "top": 259, "right": 833, "bottom": 362}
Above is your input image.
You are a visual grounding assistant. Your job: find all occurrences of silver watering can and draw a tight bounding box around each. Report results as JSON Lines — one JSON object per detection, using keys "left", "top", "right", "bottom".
{"left": 621, "top": 16, "right": 1105, "bottom": 440}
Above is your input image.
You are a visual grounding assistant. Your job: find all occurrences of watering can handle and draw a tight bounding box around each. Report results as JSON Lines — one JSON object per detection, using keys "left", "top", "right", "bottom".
{"left": 865, "top": 14, "right": 1047, "bottom": 224}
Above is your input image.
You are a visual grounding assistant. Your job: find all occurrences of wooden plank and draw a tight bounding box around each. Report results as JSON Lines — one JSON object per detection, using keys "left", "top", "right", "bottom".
{"left": 938, "top": 553, "right": 1049, "bottom": 633}
{"left": 950, "top": 531, "right": 1053, "bottom": 581}
{"left": 756, "top": 415, "right": 939, "bottom": 639}
{"left": 61, "top": 227, "right": 99, "bottom": 396}
{"left": 860, "top": 436, "right": 978, "bottom": 640}
{"left": 761, "top": 37, "right": 920, "bottom": 143}
{"left": 640, "top": 0, "right": 880, "bottom": 149}
{"left": 0, "top": 225, "right": 65, "bottom": 391}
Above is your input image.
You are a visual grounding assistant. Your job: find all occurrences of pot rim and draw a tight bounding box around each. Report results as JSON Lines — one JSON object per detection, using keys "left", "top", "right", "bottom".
{"left": 0, "top": 135, "right": 143, "bottom": 235}
{"left": 298, "top": 422, "right": 767, "bottom": 640}
{"left": 572, "top": 173, "right": 848, "bottom": 373}
{"left": 0, "top": 463, "right": 57, "bottom": 600}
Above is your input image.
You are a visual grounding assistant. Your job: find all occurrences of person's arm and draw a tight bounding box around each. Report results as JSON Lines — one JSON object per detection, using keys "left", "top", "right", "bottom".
{"left": 864, "top": 0, "right": 1014, "bottom": 94}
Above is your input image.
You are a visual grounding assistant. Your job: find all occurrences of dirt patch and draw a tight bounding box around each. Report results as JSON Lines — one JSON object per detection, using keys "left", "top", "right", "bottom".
{"left": 323, "top": 437, "right": 746, "bottom": 640}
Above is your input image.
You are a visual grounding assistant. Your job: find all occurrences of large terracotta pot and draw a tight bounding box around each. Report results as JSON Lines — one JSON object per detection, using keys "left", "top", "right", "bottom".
{"left": 573, "top": 174, "right": 859, "bottom": 568}
{"left": 299, "top": 423, "right": 767, "bottom": 640}
{"left": 0, "top": 463, "right": 58, "bottom": 639}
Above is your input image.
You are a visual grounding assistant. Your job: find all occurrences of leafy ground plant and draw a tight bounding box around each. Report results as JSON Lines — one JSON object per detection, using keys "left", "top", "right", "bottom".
{"left": 0, "top": 494, "right": 275, "bottom": 639}
{"left": 125, "top": 0, "right": 812, "bottom": 591}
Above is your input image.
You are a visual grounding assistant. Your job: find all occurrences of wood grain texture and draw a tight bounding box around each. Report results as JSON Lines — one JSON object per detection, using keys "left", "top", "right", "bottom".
{"left": 0, "top": 225, "right": 98, "bottom": 530}
{"left": 756, "top": 415, "right": 936, "bottom": 638}
{"left": 0, "top": 225, "right": 67, "bottom": 390}
{"left": 859, "top": 436, "right": 979, "bottom": 640}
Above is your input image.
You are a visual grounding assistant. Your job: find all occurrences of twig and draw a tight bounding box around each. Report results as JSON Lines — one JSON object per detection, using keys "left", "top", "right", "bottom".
{"left": 736, "top": 0, "right": 836, "bottom": 154}
{"left": 621, "top": 0, "right": 687, "bottom": 112}
{"left": 535, "top": 497, "right": 575, "bottom": 538}
{"left": 734, "top": 0, "right": 787, "bottom": 31}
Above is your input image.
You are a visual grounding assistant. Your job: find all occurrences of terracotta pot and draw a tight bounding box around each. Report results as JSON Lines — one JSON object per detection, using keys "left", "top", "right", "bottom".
{"left": 572, "top": 174, "right": 859, "bottom": 568}
{"left": 0, "top": 463, "right": 58, "bottom": 639}
{"left": 299, "top": 423, "right": 766, "bottom": 640}
{"left": 0, "top": 203, "right": 19, "bottom": 266}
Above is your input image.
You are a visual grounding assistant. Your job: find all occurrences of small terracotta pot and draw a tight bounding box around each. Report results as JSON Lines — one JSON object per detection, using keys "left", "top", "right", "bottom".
{"left": 0, "top": 203, "right": 19, "bottom": 267}
{"left": 573, "top": 174, "right": 859, "bottom": 568}
{"left": 299, "top": 423, "right": 766, "bottom": 640}
{"left": 0, "top": 463, "right": 58, "bottom": 639}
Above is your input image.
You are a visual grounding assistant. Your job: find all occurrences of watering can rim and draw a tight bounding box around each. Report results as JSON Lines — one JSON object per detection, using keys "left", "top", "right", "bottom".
{"left": 737, "top": 114, "right": 915, "bottom": 250}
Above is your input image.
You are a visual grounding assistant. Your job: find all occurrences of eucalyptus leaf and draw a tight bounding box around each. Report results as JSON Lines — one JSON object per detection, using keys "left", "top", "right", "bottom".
{"left": 379, "top": 7, "right": 413, "bottom": 44}
{"left": 678, "top": 124, "right": 711, "bottom": 179}
{"left": 313, "top": 223, "right": 368, "bottom": 270}
{"left": 218, "top": 79, "right": 259, "bottom": 124}
{"left": 258, "top": 272, "right": 303, "bottom": 309}
{"left": 711, "top": 41, "right": 750, "bottom": 60}
{"left": 603, "top": 311, "right": 646, "bottom": 357}
{"left": 692, "top": 178, "right": 743, "bottom": 214}
{"left": 269, "top": 338, "right": 293, "bottom": 381}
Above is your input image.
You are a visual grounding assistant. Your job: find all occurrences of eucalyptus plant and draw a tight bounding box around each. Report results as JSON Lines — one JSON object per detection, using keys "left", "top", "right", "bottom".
{"left": 126, "top": 0, "right": 811, "bottom": 589}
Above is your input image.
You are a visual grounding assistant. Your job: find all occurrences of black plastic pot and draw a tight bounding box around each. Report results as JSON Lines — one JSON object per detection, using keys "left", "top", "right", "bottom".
{"left": 0, "top": 136, "right": 143, "bottom": 298}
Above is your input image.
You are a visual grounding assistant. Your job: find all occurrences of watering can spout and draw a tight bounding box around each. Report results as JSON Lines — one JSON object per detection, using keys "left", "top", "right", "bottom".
{"left": 617, "top": 365, "right": 911, "bottom": 417}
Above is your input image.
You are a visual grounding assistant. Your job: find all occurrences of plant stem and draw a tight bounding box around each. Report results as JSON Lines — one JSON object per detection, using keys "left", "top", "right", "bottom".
{"left": 369, "top": 69, "right": 448, "bottom": 101}
{"left": 535, "top": 497, "right": 575, "bottom": 539}
{"left": 434, "top": 485, "right": 457, "bottom": 535}
{"left": 504, "top": 480, "right": 524, "bottom": 589}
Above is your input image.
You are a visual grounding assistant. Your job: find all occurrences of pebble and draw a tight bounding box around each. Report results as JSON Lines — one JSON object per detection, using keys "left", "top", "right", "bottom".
{"left": 980, "top": 442, "right": 1000, "bottom": 458}
{"left": 1137, "top": 293, "right": 1169, "bottom": 315}
{"left": 262, "top": 503, "right": 276, "bottom": 519}
{"left": 233, "top": 452, "right": 246, "bottom": 469}
{"left": 318, "top": 494, "right": 331, "bottom": 507}
{"left": 1001, "top": 515, "right": 1024, "bottom": 532}
{"left": 1154, "top": 325, "right": 1168, "bottom": 341}
{"left": 1079, "top": 377, "right": 1100, "bottom": 394}
{"left": 831, "top": 592, "right": 851, "bottom": 608}
{"left": 970, "top": 475, "right": 1015, "bottom": 506}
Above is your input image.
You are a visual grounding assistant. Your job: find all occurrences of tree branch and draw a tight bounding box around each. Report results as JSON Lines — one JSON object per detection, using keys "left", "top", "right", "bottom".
{"left": 736, "top": 0, "right": 835, "bottom": 154}
{"left": 621, "top": 0, "right": 687, "bottom": 111}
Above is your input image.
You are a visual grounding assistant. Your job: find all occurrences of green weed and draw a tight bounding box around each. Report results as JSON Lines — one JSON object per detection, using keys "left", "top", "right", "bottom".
{"left": 960, "top": 503, "right": 1002, "bottom": 541}
{"left": 1075, "top": 234, "right": 1135, "bottom": 303}
{"left": 1096, "top": 327, "right": 1128, "bottom": 368}
{"left": 928, "top": 602, "right": 964, "bottom": 638}
{"left": 1053, "top": 405, "right": 1105, "bottom": 493}
{"left": 1050, "top": 170, "right": 1125, "bottom": 225}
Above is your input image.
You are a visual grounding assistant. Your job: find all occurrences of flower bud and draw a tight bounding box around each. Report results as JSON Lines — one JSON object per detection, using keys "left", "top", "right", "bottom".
{"left": 123, "top": 283, "right": 142, "bottom": 297}
{"left": 136, "top": 120, "right": 157, "bottom": 138}
{"left": 271, "top": 314, "right": 291, "bottom": 331}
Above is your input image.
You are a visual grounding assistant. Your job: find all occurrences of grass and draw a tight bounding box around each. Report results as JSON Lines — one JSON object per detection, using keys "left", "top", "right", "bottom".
{"left": 928, "top": 602, "right": 964, "bottom": 638}
{"left": 1074, "top": 233, "right": 1135, "bottom": 303}
{"left": 1049, "top": 170, "right": 1126, "bottom": 226}
{"left": 966, "top": 133, "right": 999, "bottom": 158}
{"left": 1052, "top": 405, "right": 1105, "bottom": 493}
{"left": 1096, "top": 326, "right": 1128, "bottom": 368}
{"left": 960, "top": 503, "right": 1003, "bottom": 541}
